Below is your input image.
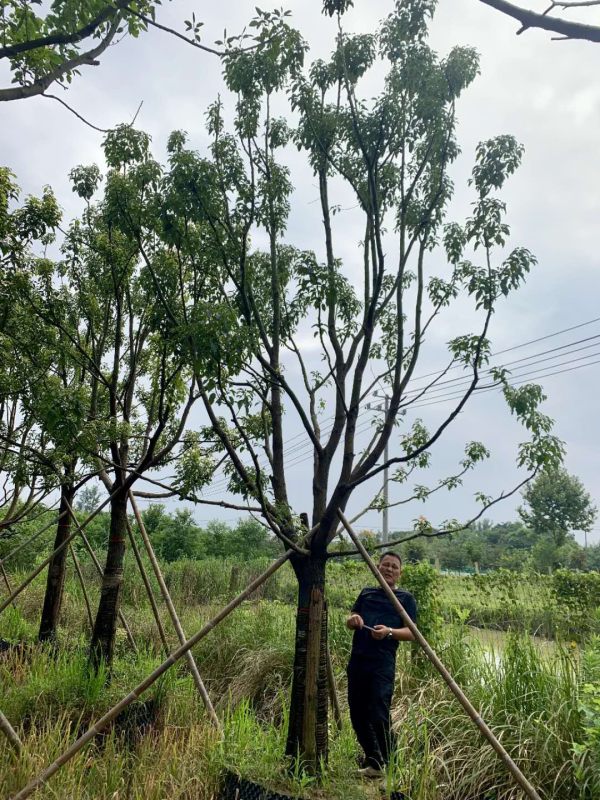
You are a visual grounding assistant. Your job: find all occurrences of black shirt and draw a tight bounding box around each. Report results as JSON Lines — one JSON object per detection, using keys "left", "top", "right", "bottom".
{"left": 350, "top": 587, "right": 417, "bottom": 662}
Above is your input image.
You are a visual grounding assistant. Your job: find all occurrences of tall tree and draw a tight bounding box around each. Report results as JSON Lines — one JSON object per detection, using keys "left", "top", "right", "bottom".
{"left": 14, "top": 131, "right": 202, "bottom": 667}
{"left": 519, "top": 468, "right": 597, "bottom": 546}
{"left": 81, "top": 1, "right": 563, "bottom": 770}
{"left": 0, "top": 169, "right": 60, "bottom": 539}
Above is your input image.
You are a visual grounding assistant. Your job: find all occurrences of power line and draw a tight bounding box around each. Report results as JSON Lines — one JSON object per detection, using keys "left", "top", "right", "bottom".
{"left": 196, "top": 318, "right": 600, "bottom": 497}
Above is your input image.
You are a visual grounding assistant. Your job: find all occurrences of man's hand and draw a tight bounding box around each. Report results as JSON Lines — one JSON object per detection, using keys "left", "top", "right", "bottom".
{"left": 371, "top": 624, "right": 392, "bottom": 641}
{"left": 347, "top": 613, "right": 364, "bottom": 630}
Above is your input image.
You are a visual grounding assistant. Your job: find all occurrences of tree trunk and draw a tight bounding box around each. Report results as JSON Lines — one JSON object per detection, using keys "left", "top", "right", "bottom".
{"left": 89, "top": 490, "right": 128, "bottom": 671}
{"left": 38, "top": 483, "right": 75, "bottom": 643}
{"left": 285, "top": 551, "right": 329, "bottom": 773}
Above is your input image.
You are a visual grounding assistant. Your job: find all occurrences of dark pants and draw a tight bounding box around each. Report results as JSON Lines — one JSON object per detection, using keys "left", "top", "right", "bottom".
{"left": 347, "top": 656, "right": 396, "bottom": 769}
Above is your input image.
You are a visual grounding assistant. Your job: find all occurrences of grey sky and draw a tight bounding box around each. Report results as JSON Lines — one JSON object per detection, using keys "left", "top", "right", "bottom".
{"left": 2, "top": 0, "right": 599, "bottom": 544}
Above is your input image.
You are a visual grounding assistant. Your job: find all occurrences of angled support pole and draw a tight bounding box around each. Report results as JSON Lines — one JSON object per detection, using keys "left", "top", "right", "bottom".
{"left": 325, "top": 642, "right": 342, "bottom": 732}
{"left": 127, "top": 492, "right": 219, "bottom": 729}
{"left": 0, "top": 509, "right": 65, "bottom": 574}
{"left": 69, "top": 544, "right": 94, "bottom": 633}
{"left": 1, "top": 562, "right": 16, "bottom": 608}
{"left": 337, "top": 510, "right": 542, "bottom": 800}
{"left": 0, "top": 492, "right": 114, "bottom": 617}
{"left": 0, "top": 708, "right": 23, "bottom": 755}
{"left": 125, "top": 517, "right": 169, "bottom": 655}
{"left": 11, "top": 549, "right": 293, "bottom": 800}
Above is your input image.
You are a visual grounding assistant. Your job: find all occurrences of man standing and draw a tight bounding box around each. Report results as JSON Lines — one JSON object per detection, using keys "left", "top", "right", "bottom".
{"left": 346, "top": 552, "right": 417, "bottom": 777}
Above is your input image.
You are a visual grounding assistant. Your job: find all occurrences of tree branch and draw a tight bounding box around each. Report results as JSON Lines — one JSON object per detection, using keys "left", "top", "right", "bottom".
{"left": 478, "top": 0, "right": 600, "bottom": 41}
{"left": 0, "top": 16, "right": 121, "bottom": 102}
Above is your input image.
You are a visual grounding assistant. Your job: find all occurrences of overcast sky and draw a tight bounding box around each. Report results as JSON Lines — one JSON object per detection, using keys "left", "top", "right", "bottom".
{"left": 2, "top": 0, "right": 599, "bottom": 544}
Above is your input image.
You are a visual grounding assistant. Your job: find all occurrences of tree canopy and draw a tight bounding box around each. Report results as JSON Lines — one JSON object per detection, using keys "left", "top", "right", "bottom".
{"left": 519, "top": 467, "right": 597, "bottom": 546}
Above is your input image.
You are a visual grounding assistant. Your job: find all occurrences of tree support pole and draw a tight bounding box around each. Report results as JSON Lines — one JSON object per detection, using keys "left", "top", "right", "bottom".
{"left": 11, "top": 549, "right": 293, "bottom": 800}
{"left": 69, "top": 544, "right": 94, "bottom": 633}
{"left": 0, "top": 708, "right": 23, "bottom": 755}
{"left": 325, "top": 645, "right": 342, "bottom": 732}
{"left": 0, "top": 562, "right": 16, "bottom": 608}
{"left": 0, "top": 488, "right": 119, "bottom": 617}
{"left": 0, "top": 509, "right": 65, "bottom": 573}
{"left": 337, "top": 510, "right": 542, "bottom": 800}
{"left": 124, "top": 517, "right": 169, "bottom": 655}
{"left": 62, "top": 501, "right": 137, "bottom": 653}
{"left": 0, "top": 523, "right": 96, "bottom": 618}
{"left": 127, "top": 492, "right": 219, "bottom": 729}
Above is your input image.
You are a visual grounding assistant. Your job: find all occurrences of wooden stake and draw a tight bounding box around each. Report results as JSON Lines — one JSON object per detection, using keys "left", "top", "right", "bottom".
{"left": 127, "top": 493, "right": 220, "bottom": 729}
{"left": 0, "top": 708, "right": 23, "bottom": 755}
{"left": 69, "top": 544, "right": 94, "bottom": 633}
{"left": 125, "top": 517, "right": 170, "bottom": 655}
{"left": 11, "top": 549, "right": 293, "bottom": 800}
{"left": 337, "top": 510, "right": 542, "bottom": 800}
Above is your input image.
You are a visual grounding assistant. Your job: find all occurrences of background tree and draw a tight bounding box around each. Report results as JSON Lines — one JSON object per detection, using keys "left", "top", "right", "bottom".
{"left": 478, "top": 0, "right": 600, "bottom": 43}
{"left": 13, "top": 130, "right": 205, "bottom": 668}
{"left": 108, "top": 1, "right": 564, "bottom": 771}
{"left": 519, "top": 467, "right": 597, "bottom": 547}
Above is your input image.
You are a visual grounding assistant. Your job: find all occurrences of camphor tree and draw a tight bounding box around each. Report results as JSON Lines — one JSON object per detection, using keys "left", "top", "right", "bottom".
{"left": 101, "top": 0, "right": 563, "bottom": 771}
{"left": 12, "top": 130, "right": 203, "bottom": 669}
{"left": 519, "top": 467, "right": 597, "bottom": 547}
{"left": 0, "top": 168, "right": 61, "bottom": 556}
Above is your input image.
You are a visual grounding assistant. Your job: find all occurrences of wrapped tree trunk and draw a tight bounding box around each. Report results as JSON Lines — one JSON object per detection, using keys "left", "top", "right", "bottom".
{"left": 89, "top": 490, "right": 128, "bottom": 671}
{"left": 285, "top": 550, "right": 329, "bottom": 772}
{"left": 38, "top": 482, "right": 75, "bottom": 643}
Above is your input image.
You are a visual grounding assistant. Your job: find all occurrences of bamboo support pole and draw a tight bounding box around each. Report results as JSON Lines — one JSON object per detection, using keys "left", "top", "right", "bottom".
{"left": 127, "top": 493, "right": 219, "bottom": 729}
{"left": 125, "top": 517, "right": 169, "bottom": 655}
{"left": 63, "top": 503, "right": 137, "bottom": 653}
{"left": 69, "top": 544, "right": 94, "bottom": 633}
{"left": 337, "top": 510, "right": 543, "bottom": 800}
{"left": 325, "top": 645, "right": 342, "bottom": 731}
{"left": 0, "top": 708, "right": 23, "bottom": 755}
{"left": 11, "top": 549, "right": 293, "bottom": 800}
{"left": 1, "top": 562, "right": 16, "bottom": 608}
{"left": 0, "top": 509, "right": 64, "bottom": 570}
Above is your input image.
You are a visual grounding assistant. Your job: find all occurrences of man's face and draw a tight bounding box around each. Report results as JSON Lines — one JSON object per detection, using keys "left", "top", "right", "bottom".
{"left": 378, "top": 555, "right": 401, "bottom": 588}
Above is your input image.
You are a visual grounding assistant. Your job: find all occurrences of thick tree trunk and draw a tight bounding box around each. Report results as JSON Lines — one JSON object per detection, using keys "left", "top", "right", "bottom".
{"left": 38, "top": 483, "right": 75, "bottom": 643}
{"left": 89, "top": 490, "right": 128, "bottom": 671}
{"left": 285, "top": 551, "right": 329, "bottom": 773}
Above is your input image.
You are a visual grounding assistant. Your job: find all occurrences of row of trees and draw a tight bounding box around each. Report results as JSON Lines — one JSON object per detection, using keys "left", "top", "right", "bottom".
{"left": 1, "top": 0, "right": 566, "bottom": 770}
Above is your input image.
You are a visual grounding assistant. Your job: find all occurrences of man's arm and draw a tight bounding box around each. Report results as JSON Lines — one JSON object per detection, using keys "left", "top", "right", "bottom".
{"left": 371, "top": 624, "right": 415, "bottom": 641}
{"left": 346, "top": 589, "right": 365, "bottom": 629}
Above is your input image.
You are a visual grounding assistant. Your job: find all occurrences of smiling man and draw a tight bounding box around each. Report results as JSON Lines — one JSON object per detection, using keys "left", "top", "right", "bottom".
{"left": 346, "top": 552, "right": 417, "bottom": 778}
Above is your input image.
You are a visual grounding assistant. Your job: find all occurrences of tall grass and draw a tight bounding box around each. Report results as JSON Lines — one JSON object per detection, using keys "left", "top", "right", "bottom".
{"left": 1, "top": 559, "right": 599, "bottom": 798}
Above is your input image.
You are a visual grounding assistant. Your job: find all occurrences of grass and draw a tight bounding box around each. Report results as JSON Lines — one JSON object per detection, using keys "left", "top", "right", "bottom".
{"left": 1, "top": 559, "right": 599, "bottom": 799}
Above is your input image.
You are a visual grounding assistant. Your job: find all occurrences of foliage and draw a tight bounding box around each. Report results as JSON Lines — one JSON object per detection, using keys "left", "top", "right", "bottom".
{"left": 0, "top": 1, "right": 160, "bottom": 101}
{"left": 519, "top": 468, "right": 597, "bottom": 547}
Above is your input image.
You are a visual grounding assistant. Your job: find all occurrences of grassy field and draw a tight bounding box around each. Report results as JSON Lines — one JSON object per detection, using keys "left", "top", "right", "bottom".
{"left": 1, "top": 558, "right": 599, "bottom": 799}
